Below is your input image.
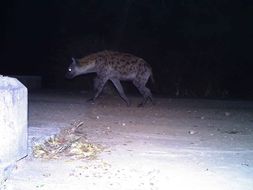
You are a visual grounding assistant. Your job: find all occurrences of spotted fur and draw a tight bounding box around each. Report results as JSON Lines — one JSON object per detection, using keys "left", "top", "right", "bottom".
{"left": 66, "top": 50, "right": 154, "bottom": 106}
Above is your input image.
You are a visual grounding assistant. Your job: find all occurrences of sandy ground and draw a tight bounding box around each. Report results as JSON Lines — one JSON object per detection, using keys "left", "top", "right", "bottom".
{"left": 2, "top": 90, "right": 253, "bottom": 190}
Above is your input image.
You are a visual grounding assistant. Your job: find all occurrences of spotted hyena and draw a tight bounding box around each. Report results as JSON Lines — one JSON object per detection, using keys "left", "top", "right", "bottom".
{"left": 65, "top": 50, "right": 154, "bottom": 106}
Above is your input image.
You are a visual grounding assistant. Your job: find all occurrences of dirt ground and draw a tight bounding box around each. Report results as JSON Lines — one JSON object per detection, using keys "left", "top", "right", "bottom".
{"left": 3, "top": 90, "right": 253, "bottom": 190}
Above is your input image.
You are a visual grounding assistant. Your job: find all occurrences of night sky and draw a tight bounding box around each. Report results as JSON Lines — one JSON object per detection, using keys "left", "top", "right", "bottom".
{"left": 2, "top": 0, "right": 253, "bottom": 99}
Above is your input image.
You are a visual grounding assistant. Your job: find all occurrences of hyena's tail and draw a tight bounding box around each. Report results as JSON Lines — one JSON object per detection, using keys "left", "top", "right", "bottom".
{"left": 150, "top": 73, "right": 155, "bottom": 84}
{"left": 150, "top": 70, "right": 155, "bottom": 84}
{"left": 145, "top": 60, "right": 155, "bottom": 84}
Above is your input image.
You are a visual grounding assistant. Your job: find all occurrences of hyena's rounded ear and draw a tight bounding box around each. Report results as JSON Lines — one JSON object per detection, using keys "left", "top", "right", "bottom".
{"left": 71, "top": 57, "right": 76, "bottom": 64}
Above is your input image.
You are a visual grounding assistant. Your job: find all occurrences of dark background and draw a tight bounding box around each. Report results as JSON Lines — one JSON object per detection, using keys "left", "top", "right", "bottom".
{"left": 1, "top": 0, "right": 253, "bottom": 99}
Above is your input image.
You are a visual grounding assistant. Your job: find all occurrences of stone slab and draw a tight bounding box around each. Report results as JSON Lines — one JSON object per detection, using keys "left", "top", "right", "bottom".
{"left": 0, "top": 76, "right": 28, "bottom": 184}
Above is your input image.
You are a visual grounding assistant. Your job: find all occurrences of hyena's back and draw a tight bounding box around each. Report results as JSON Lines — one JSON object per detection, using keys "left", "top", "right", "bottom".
{"left": 81, "top": 50, "right": 154, "bottom": 82}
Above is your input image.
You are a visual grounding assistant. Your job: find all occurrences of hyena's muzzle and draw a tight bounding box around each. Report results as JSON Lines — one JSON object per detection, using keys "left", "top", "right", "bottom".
{"left": 65, "top": 58, "right": 77, "bottom": 79}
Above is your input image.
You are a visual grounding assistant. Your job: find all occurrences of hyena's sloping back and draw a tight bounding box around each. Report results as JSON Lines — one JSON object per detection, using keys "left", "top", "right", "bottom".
{"left": 78, "top": 51, "right": 107, "bottom": 66}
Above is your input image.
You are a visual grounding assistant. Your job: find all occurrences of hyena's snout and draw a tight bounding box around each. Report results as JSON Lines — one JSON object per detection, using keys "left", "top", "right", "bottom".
{"left": 66, "top": 58, "right": 79, "bottom": 79}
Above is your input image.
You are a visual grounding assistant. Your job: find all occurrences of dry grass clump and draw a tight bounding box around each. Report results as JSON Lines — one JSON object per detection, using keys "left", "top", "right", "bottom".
{"left": 33, "top": 122, "right": 102, "bottom": 160}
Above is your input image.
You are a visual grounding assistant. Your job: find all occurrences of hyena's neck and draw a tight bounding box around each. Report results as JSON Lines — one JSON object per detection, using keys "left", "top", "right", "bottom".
{"left": 79, "top": 61, "right": 97, "bottom": 74}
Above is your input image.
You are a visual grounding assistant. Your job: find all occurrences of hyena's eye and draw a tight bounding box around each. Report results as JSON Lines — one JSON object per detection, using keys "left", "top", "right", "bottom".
{"left": 68, "top": 68, "right": 72, "bottom": 72}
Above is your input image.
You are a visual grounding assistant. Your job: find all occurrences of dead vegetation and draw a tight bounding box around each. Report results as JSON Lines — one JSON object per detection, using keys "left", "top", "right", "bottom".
{"left": 33, "top": 121, "right": 103, "bottom": 160}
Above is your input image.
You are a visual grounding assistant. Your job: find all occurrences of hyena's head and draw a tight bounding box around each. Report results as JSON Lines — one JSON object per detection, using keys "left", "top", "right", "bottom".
{"left": 65, "top": 58, "right": 80, "bottom": 79}
{"left": 66, "top": 56, "right": 97, "bottom": 79}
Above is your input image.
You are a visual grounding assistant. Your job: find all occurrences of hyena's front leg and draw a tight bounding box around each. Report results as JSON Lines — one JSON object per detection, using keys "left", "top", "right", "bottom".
{"left": 88, "top": 76, "right": 108, "bottom": 102}
{"left": 110, "top": 78, "right": 130, "bottom": 106}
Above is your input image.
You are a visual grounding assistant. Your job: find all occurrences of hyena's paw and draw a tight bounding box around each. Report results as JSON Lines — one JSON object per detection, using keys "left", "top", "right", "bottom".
{"left": 86, "top": 97, "right": 95, "bottom": 103}
{"left": 137, "top": 103, "right": 144, "bottom": 107}
{"left": 150, "top": 98, "right": 156, "bottom": 106}
{"left": 137, "top": 97, "right": 154, "bottom": 107}
{"left": 137, "top": 100, "right": 147, "bottom": 107}
{"left": 124, "top": 99, "right": 130, "bottom": 107}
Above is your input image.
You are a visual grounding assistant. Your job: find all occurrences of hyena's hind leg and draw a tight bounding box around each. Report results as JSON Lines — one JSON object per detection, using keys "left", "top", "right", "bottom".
{"left": 110, "top": 78, "right": 130, "bottom": 106}
{"left": 133, "top": 77, "right": 153, "bottom": 107}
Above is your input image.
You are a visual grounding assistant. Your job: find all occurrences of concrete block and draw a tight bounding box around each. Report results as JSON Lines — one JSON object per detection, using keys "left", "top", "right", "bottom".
{"left": 10, "top": 75, "right": 41, "bottom": 90}
{"left": 0, "top": 76, "right": 28, "bottom": 184}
